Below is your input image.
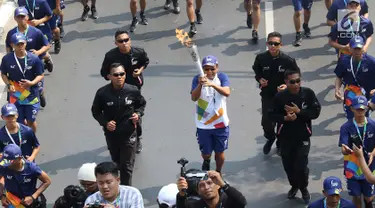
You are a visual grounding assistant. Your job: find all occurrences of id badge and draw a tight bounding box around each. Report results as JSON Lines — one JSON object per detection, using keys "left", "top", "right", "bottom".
{"left": 361, "top": 87, "right": 366, "bottom": 95}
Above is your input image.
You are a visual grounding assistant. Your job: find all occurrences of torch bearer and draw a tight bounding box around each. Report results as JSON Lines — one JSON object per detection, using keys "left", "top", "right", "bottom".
{"left": 175, "top": 29, "right": 205, "bottom": 77}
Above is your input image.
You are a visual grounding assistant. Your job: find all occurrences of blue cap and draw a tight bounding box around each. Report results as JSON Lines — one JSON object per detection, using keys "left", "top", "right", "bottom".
{"left": 323, "top": 176, "right": 342, "bottom": 195}
{"left": 349, "top": 0, "right": 360, "bottom": 3}
{"left": 351, "top": 95, "right": 368, "bottom": 109}
{"left": 350, "top": 36, "right": 364, "bottom": 49}
{"left": 202, "top": 55, "right": 218, "bottom": 67}
{"left": 1, "top": 103, "right": 18, "bottom": 117}
{"left": 0, "top": 144, "right": 22, "bottom": 167}
{"left": 11, "top": 32, "right": 27, "bottom": 45}
{"left": 14, "top": 7, "right": 28, "bottom": 17}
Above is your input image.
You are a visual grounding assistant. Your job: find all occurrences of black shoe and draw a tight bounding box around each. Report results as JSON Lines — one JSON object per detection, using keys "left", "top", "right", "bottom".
{"left": 40, "top": 93, "right": 46, "bottom": 108}
{"left": 293, "top": 32, "right": 302, "bottom": 47}
{"left": 276, "top": 147, "right": 281, "bottom": 156}
{"left": 172, "top": 0, "right": 180, "bottom": 14}
{"left": 252, "top": 29, "right": 258, "bottom": 43}
{"left": 54, "top": 40, "right": 61, "bottom": 54}
{"left": 140, "top": 13, "right": 148, "bottom": 25}
{"left": 301, "top": 188, "right": 311, "bottom": 204}
{"left": 202, "top": 160, "right": 210, "bottom": 171}
{"left": 303, "top": 23, "right": 311, "bottom": 38}
{"left": 58, "top": 24, "right": 65, "bottom": 38}
{"left": 287, "top": 187, "right": 298, "bottom": 199}
{"left": 44, "top": 59, "right": 54, "bottom": 72}
{"left": 129, "top": 18, "right": 139, "bottom": 32}
{"left": 136, "top": 139, "right": 143, "bottom": 154}
{"left": 188, "top": 24, "right": 197, "bottom": 37}
{"left": 81, "top": 6, "right": 90, "bottom": 21}
{"left": 164, "top": 0, "right": 171, "bottom": 9}
{"left": 195, "top": 10, "right": 203, "bottom": 24}
{"left": 247, "top": 14, "right": 252, "bottom": 28}
{"left": 263, "top": 139, "right": 274, "bottom": 155}
{"left": 91, "top": 6, "right": 98, "bottom": 19}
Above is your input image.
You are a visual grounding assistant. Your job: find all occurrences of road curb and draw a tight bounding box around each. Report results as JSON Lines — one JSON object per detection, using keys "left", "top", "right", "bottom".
{"left": 0, "top": 0, "right": 17, "bottom": 107}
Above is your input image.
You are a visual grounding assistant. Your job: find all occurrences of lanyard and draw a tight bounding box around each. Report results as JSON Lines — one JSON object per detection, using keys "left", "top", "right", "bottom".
{"left": 25, "top": 0, "right": 36, "bottom": 18}
{"left": 323, "top": 198, "right": 341, "bottom": 208}
{"left": 350, "top": 57, "right": 362, "bottom": 86}
{"left": 347, "top": 16, "right": 361, "bottom": 37}
{"left": 102, "top": 194, "right": 120, "bottom": 207}
{"left": 353, "top": 118, "right": 367, "bottom": 144}
{"left": 4, "top": 124, "right": 23, "bottom": 148}
{"left": 13, "top": 52, "right": 27, "bottom": 78}
{"left": 16, "top": 25, "right": 29, "bottom": 38}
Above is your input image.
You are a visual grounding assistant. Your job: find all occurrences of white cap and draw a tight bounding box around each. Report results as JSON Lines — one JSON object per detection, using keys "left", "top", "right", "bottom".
{"left": 157, "top": 183, "right": 179, "bottom": 207}
{"left": 77, "top": 163, "right": 97, "bottom": 182}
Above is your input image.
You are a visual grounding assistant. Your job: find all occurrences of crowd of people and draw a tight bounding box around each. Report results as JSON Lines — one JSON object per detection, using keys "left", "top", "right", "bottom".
{"left": 0, "top": 0, "right": 374, "bottom": 207}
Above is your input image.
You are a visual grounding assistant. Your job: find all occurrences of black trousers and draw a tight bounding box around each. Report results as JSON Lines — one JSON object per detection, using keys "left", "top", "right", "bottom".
{"left": 280, "top": 138, "right": 310, "bottom": 189}
{"left": 105, "top": 130, "right": 137, "bottom": 186}
{"left": 261, "top": 96, "right": 280, "bottom": 148}
{"left": 137, "top": 117, "right": 142, "bottom": 140}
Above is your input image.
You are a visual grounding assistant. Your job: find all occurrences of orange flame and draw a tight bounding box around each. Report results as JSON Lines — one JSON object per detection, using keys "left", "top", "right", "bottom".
{"left": 175, "top": 28, "right": 192, "bottom": 47}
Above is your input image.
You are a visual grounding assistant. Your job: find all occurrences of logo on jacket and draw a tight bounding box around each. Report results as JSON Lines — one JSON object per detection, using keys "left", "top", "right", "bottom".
{"left": 278, "top": 65, "right": 285, "bottom": 72}
{"left": 301, "top": 102, "right": 307, "bottom": 110}
{"left": 125, "top": 97, "right": 133, "bottom": 105}
{"left": 107, "top": 102, "right": 113, "bottom": 106}
{"left": 131, "top": 58, "right": 138, "bottom": 65}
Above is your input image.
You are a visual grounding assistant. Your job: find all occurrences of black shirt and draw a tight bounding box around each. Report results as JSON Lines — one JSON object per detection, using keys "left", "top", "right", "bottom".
{"left": 252, "top": 51, "right": 300, "bottom": 97}
{"left": 176, "top": 186, "right": 247, "bottom": 208}
{"left": 100, "top": 47, "right": 150, "bottom": 89}
{"left": 269, "top": 87, "right": 321, "bottom": 141}
{"left": 91, "top": 83, "right": 146, "bottom": 135}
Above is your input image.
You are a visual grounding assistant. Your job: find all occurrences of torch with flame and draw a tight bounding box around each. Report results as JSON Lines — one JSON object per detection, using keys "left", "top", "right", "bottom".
{"left": 175, "top": 29, "right": 205, "bottom": 77}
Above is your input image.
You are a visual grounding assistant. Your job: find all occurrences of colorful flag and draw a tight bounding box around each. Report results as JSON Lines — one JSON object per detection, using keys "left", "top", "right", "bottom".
{"left": 5, "top": 191, "right": 25, "bottom": 208}
{"left": 9, "top": 80, "right": 30, "bottom": 103}
{"left": 344, "top": 85, "right": 363, "bottom": 107}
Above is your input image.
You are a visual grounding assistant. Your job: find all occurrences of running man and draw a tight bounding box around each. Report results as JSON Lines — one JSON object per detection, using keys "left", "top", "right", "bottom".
{"left": 244, "top": 0, "right": 260, "bottom": 43}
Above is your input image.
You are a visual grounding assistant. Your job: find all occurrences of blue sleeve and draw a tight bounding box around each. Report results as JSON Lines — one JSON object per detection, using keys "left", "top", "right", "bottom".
{"left": 5, "top": 30, "right": 13, "bottom": 49}
{"left": 0, "top": 167, "right": 5, "bottom": 177}
{"left": 339, "top": 124, "right": 350, "bottom": 147}
{"left": 191, "top": 75, "right": 199, "bottom": 93}
{"left": 329, "top": 25, "right": 338, "bottom": 41}
{"left": 0, "top": 56, "right": 8, "bottom": 74}
{"left": 326, "top": 4, "right": 337, "bottom": 21}
{"left": 42, "top": 0, "right": 53, "bottom": 16}
{"left": 33, "top": 57, "right": 44, "bottom": 76}
{"left": 334, "top": 58, "right": 345, "bottom": 78}
{"left": 36, "top": 29, "right": 49, "bottom": 47}
{"left": 30, "top": 162, "right": 42, "bottom": 176}
{"left": 28, "top": 129, "right": 40, "bottom": 147}
{"left": 366, "top": 21, "right": 373, "bottom": 37}
{"left": 218, "top": 73, "right": 230, "bottom": 87}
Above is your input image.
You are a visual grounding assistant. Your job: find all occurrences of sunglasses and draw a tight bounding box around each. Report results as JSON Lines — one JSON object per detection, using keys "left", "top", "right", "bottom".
{"left": 267, "top": 41, "right": 281, "bottom": 46}
{"left": 204, "top": 68, "right": 215, "bottom": 71}
{"left": 112, "top": 72, "right": 125, "bottom": 77}
{"left": 289, "top": 78, "right": 301, "bottom": 84}
{"left": 116, "top": 38, "right": 130, "bottom": 43}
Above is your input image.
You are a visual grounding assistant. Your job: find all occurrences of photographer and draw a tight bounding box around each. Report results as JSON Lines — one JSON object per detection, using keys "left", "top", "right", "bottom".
{"left": 54, "top": 185, "right": 88, "bottom": 208}
{"left": 78, "top": 163, "right": 99, "bottom": 195}
{"left": 176, "top": 170, "right": 247, "bottom": 208}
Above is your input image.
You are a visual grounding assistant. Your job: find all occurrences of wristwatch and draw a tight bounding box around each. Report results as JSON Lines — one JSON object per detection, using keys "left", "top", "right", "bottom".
{"left": 222, "top": 182, "right": 230, "bottom": 191}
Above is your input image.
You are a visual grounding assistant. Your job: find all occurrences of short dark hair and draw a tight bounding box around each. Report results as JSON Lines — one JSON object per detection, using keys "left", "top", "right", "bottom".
{"left": 267, "top": 32, "right": 282, "bottom": 41}
{"left": 95, "top": 162, "right": 119, "bottom": 177}
{"left": 115, "top": 30, "right": 129, "bottom": 39}
{"left": 284, "top": 69, "right": 301, "bottom": 80}
{"left": 109, "top": 63, "right": 125, "bottom": 73}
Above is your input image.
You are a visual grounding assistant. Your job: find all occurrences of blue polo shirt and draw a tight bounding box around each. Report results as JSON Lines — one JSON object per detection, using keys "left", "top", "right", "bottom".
{"left": 0, "top": 52, "right": 44, "bottom": 105}
{"left": 326, "top": 0, "right": 368, "bottom": 21}
{"left": 0, "top": 160, "right": 42, "bottom": 199}
{"left": 46, "top": 0, "right": 56, "bottom": 10}
{"left": 334, "top": 54, "right": 375, "bottom": 98}
{"left": 329, "top": 16, "right": 373, "bottom": 46}
{"left": 5, "top": 26, "right": 49, "bottom": 59}
{"left": 308, "top": 197, "right": 355, "bottom": 208}
{"left": 18, "top": 0, "right": 53, "bottom": 37}
{"left": 339, "top": 118, "right": 375, "bottom": 179}
{"left": 0, "top": 123, "right": 40, "bottom": 158}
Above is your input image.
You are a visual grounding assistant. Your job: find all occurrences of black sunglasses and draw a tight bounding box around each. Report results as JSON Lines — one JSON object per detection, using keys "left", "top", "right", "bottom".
{"left": 204, "top": 68, "right": 215, "bottom": 71}
{"left": 267, "top": 41, "right": 281, "bottom": 46}
{"left": 289, "top": 78, "right": 301, "bottom": 84}
{"left": 116, "top": 38, "right": 130, "bottom": 43}
{"left": 112, "top": 72, "right": 125, "bottom": 77}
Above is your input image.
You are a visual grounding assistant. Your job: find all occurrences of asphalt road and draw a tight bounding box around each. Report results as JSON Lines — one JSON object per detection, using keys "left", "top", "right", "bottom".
{"left": 31, "top": 0, "right": 375, "bottom": 207}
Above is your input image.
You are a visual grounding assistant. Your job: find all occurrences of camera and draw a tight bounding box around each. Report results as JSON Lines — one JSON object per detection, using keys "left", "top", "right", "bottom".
{"left": 54, "top": 185, "right": 88, "bottom": 208}
{"left": 177, "top": 158, "right": 207, "bottom": 198}
{"left": 87, "top": 201, "right": 104, "bottom": 208}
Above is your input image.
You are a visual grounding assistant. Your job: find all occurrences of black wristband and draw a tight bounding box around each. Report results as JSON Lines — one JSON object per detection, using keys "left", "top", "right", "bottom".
{"left": 222, "top": 183, "right": 229, "bottom": 191}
